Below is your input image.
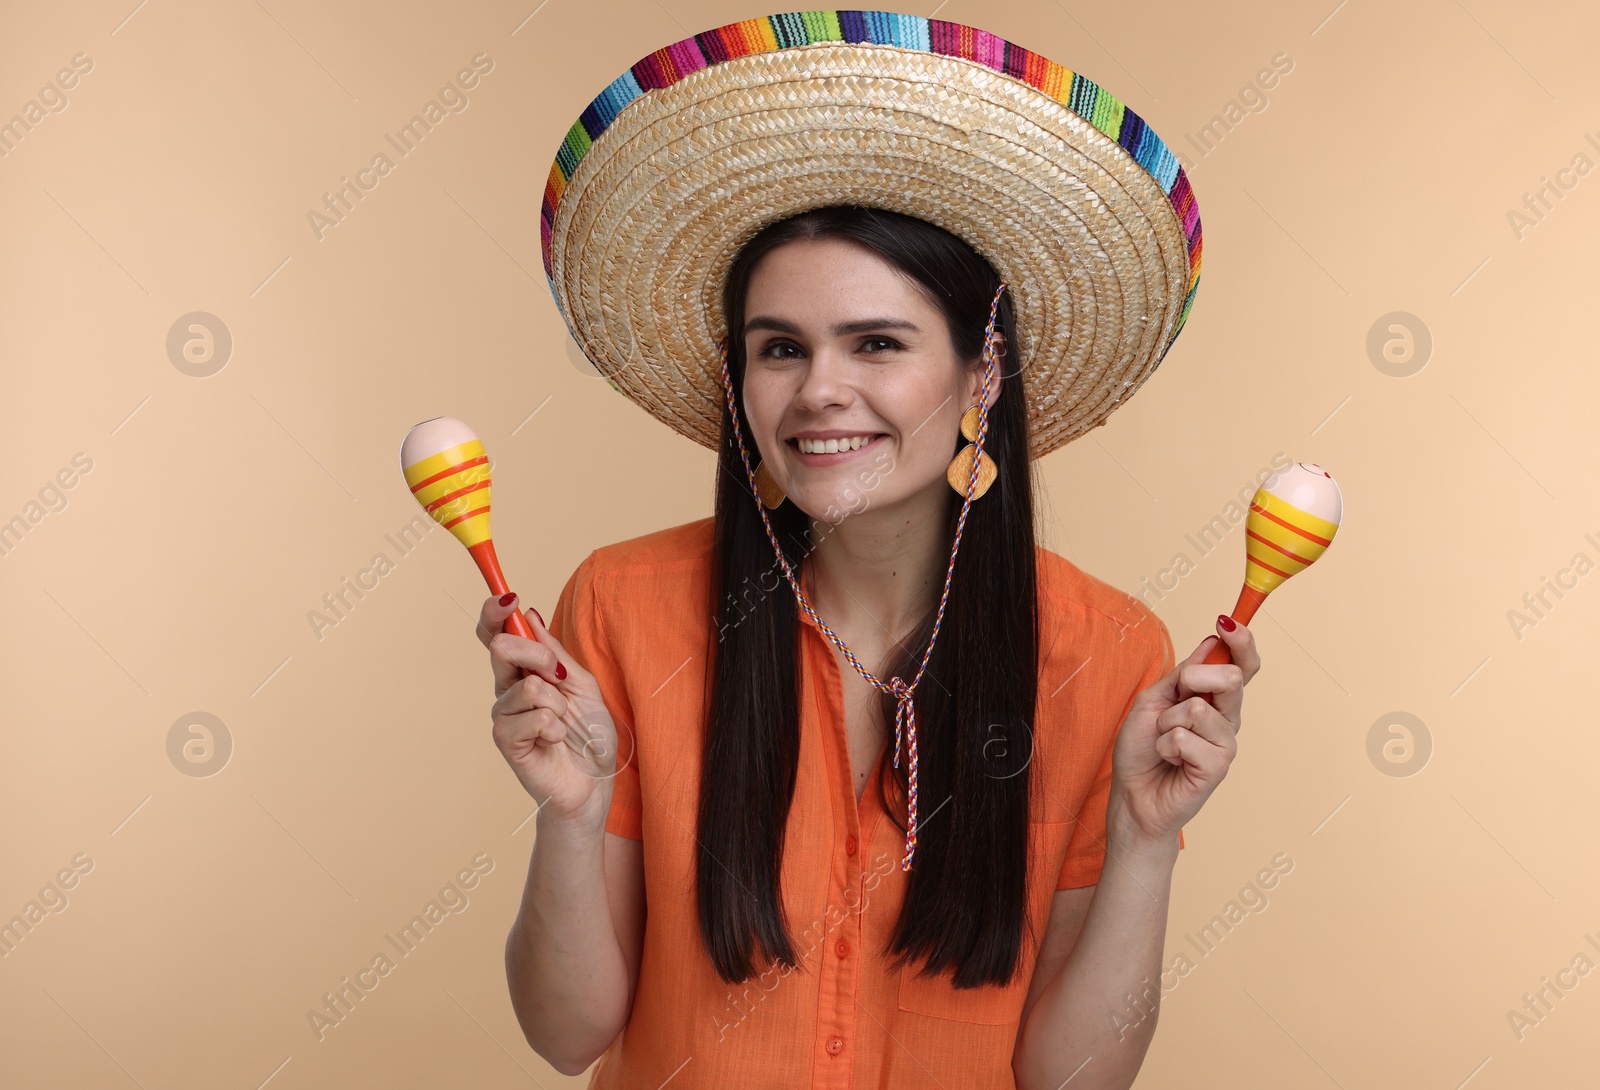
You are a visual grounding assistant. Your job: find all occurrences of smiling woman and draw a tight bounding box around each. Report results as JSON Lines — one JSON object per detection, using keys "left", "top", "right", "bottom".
{"left": 707, "top": 205, "right": 1046, "bottom": 981}
{"left": 503, "top": 10, "right": 1248, "bottom": 1090}
{"left": 737, "top": 229, "right": 1000, "bottom": 521}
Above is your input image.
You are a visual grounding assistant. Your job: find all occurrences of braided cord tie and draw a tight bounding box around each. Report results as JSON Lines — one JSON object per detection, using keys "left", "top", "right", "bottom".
{"left": 716, "top": 281, "right": 1005, "bottom": 871}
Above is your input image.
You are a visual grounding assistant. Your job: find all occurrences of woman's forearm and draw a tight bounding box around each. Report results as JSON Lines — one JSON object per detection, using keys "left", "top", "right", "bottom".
{"left": 1012, "top": 826, "right": 1180, "bottom": 1090}
{"left": 504, "top": 799, "right": 630, "bottom": 1076}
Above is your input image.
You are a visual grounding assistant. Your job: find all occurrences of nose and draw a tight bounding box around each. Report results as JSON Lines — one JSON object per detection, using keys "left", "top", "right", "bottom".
{"left": 791, "top": 346, "right": 855, "bottom": 413}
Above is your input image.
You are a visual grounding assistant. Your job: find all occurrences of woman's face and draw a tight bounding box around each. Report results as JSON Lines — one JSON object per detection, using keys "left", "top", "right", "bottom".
{"left": 739, "top": 237, "right": 1004, "bottom": 525}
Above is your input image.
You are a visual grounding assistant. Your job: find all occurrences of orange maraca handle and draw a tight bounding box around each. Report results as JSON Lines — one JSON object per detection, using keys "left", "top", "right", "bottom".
{"left": 1202, "top": 584, "right": 1268, "bottom": 667}
{"left": 468, "top": 539, "right": 535, "bottom": 640}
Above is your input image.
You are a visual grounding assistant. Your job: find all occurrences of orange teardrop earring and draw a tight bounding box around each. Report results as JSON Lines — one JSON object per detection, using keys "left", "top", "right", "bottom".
{"left": 753, "top": 459, "right": 786, "bottom": 509}
{"left": 946, "top": 335, "right": 1003, "bottom": 499}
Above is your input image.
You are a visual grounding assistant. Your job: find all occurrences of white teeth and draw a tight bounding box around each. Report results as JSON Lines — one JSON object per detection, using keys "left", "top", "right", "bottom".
{"left": 797, "top": 435, "right": 876, "bottom": 454}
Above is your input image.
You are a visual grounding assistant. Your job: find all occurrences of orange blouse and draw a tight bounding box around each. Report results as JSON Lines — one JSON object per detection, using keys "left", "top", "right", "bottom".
{"left": 547, "top": 517, "right": 1179, "bottom": 1089}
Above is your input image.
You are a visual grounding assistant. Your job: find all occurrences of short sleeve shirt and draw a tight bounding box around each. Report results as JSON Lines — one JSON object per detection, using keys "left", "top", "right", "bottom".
{"left": 546, "top": 517, "right": 1179, "bottom": 1089}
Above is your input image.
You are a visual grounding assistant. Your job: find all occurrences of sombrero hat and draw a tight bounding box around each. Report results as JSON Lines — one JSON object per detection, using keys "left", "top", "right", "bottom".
{"left": 540, "top": 9, "right": 1202, "bottom": 461}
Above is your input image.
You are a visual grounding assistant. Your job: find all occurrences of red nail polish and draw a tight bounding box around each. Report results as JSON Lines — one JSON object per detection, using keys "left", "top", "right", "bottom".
{"left": 532, "top": 607, "right": 545, "bottom": 628}
{"left": 555, "top": 661, "right": 567, "bottom": 681}
{"left": 499, "top": 592, "right": 517, "bottom": 607}
{"left": 1217, "top": 614, "right": 1236, "bottom": 632}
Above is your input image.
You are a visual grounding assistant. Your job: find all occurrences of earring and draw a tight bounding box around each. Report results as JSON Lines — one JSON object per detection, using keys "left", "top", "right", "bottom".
{"left": 946, "top": 405, "right": 997, "bottom": 498}
{"left": 753, "top": 459, "right": 786, "bottom": 509}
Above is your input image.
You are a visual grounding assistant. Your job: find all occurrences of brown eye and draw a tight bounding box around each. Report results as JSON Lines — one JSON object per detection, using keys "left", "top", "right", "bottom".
{"left": 755, "top": 341, "right": 799, "bottom": 360}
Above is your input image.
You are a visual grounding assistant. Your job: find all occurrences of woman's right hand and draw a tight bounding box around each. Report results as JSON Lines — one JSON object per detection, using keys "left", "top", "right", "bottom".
{"left": 478, "top": 592, "right": 619, "bottom": 827}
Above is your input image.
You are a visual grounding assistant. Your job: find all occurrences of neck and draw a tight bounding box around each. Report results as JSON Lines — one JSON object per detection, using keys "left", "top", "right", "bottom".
{"left": 803, "top": 485, "right": 954, "bottom": 648}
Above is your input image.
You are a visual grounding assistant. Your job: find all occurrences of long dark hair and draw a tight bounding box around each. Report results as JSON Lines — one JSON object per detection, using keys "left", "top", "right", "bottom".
{"left": 698, "top": 205, "right": 1043, "bottom": 989}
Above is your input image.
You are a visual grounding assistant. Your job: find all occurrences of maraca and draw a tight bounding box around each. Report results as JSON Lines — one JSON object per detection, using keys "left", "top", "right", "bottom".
{"left": 403, "top": 416, "right": 601, "bottom": 765}
{"left": 1206, "top": 461, "right": 1342, "bottom": 667}
{"left": 400, "top": 416, "right": 534, "bottom": 640}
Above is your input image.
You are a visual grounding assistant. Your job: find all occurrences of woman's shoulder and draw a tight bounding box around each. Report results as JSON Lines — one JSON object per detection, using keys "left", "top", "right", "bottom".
{"left": 565, "top": 517, "right": 718, "bottom": 648}
{"left": 592, "top": 514, "right": 716, "bottom": 570}
{"left": 1033, "top": 543, "right": 1170, "bottom": 662}
{"left": 553, "top": 517, "right": 717, "bottom": 678}
{"left": 587, "top": 515, "right": 716, "bottom": 578}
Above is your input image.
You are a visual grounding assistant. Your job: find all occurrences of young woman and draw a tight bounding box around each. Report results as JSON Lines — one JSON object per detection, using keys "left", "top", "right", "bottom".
{"left": 478, "top": 13, "right": 1252, "bottom": 1089}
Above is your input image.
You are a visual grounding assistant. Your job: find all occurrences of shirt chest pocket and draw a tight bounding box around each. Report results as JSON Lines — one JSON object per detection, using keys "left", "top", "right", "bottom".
{"left": 894, "top": 820, "right": 1074, "bottom": 1024}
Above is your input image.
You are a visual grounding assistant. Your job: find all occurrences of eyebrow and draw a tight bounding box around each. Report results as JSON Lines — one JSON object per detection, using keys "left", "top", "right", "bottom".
{"left": 741, "top": 316, "right": 922, "bottom": 337}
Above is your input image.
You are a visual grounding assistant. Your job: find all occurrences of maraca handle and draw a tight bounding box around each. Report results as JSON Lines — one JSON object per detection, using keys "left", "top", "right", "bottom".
{"left": 1201, "top": 584, "right": 1268, "bottom": 666}
{"left": 468, "top": 539, "right": 536, "bottom": 640}
{"left": 503, "top": 607, "right": 536, "bottom": 640}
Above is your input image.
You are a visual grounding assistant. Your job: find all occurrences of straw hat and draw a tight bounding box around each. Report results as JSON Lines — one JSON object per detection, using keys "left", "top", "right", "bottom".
{"left": 540, "top": 10, "right": 1202, "bottom": 460}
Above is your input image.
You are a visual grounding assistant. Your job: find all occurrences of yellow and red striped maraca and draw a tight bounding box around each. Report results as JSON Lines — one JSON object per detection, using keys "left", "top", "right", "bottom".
{"left": 1205, "top": 461, "right": 1343, "bottom": 666}
{"left": 400, "top": 416, "right": 534, "bottom": 639}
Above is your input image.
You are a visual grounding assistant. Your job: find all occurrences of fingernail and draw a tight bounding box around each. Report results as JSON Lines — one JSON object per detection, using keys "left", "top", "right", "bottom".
{"left": 555, "top": 661, "right": 567, "bottom": 680}
{"left": 499, "top": 592, "right": 517, "bottom": 607}
{"left": 531, "top": 607, "right": 545, "bottom": 628}
{"left": 1217, "top": 614, "right": 1237, "bottom": 632}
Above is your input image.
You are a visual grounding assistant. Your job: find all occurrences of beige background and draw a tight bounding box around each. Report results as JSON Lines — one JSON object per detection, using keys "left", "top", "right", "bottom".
{"left": 2, "top": 0, "right": 1596, "bottom": 1086}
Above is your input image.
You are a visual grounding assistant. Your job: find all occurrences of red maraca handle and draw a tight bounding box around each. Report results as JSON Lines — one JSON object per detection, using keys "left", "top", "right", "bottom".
{"left": 468, "top": 538, "right": 535, "bottom": 640}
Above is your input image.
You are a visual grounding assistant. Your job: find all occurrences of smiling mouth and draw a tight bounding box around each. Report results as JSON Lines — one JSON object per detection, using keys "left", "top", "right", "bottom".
{"left": 786, "top": 434, "right": 888, "bottom": 462}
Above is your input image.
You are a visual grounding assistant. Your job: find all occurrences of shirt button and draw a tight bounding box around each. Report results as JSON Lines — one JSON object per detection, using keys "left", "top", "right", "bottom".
{"left": 835, "top": 939, "right": 849, "bottom": 958}
{"left": 845, "top": 834, "right": 857, "bottom": 856}
{"left": 826, "top": 1035, "right": 844, "bottom": 1055}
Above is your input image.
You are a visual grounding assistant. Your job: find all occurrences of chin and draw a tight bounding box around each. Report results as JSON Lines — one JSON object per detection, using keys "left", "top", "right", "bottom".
{"left": 798, "top": 482, "right": 916, "bottom": 526}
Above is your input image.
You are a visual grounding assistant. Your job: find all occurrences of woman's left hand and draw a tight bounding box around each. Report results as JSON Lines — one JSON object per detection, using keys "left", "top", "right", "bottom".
{"left": 1107, "top": 616, "right": 1259, "bottom": 847}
